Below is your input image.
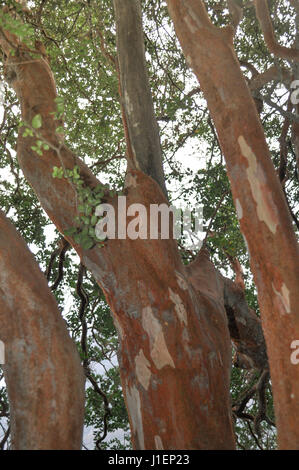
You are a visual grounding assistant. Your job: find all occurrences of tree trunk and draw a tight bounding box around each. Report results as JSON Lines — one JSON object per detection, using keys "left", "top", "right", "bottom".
{"left": 0, "top": 210, "right": 85, "bottom": 449}
{"left": 166, "top": 0, "right": 299, "bottom": 449}
{"left": 0, "top": 1, "right": 269, "bottom": 449}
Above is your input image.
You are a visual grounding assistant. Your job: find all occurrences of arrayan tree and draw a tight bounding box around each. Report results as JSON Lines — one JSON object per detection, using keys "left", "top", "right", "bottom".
{"left": 0, "top": 0, "right": 298, "bottom": 450}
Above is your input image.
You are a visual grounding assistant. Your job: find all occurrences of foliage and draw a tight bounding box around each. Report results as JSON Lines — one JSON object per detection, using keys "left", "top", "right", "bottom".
{"left": 52, "top": 165, "right": 111, "bottom": 250}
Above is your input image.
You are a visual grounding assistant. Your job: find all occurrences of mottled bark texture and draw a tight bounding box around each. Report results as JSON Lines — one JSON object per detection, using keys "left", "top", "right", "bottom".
{"left": 0, "top": 2, "right": 268, "bottom": 449}
{"left": 0, "top": 211, "right": 85, "bottom": 449}
{"left": 167, "top": 0, "right": 299, "bottom": 449}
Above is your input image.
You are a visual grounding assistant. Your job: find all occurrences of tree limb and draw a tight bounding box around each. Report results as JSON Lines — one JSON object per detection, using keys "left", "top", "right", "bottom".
{"left": 227, "top": 0, "right": 243, "bottom": 33}
{"left": 186, "top": 248, "right": 268, "bottom": 371}
{"left": 248, "top": 65, "right": 291, "bottom": 91}
{"left": 254, "top": 0, "right": 299, "bottom": 61}
{"left": 113, "top": 0, "right": 167, "bottom": 197}
{"left": 0, "top": 210, "right": 85, "bottom": 449}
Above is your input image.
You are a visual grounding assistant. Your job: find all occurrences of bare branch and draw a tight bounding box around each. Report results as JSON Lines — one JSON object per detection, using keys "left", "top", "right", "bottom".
{"left": 113, "top": 0, "right": 167, "bottom": 197}
{"left": 50, "top": 238, "right": 70, "bottom": 291}
{"left": 0, "top": 425, "right": 10, "bottom": 450}
{"left": 254, "top": 0, "right": 299, "bottom": 61}
{"left": 248, "top": 65, "right": 291, "bottom": 91}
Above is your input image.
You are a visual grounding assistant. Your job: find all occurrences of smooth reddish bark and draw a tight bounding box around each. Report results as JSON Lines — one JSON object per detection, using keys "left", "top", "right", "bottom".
{"left": 167, "top": 0, "right": 299, "bottom": 449}
{"left": 0, "top": 210, "right": 85, "bottom": 449}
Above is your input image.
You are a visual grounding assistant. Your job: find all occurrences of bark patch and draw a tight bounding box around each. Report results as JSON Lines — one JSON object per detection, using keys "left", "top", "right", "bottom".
{"left": 168, "top": 288, "right": 188, "bottom": 325}
{"left": 238, "top": 135, "right": 279, "bottom": 234}
{"left": 135, "top": 349, "right": 152, "bottom": 390}
{"left": 142, "top": 306, "right": 175, "bottom": 370}
{"left": 125, "top": 384, "right": 145, "bottom": 449}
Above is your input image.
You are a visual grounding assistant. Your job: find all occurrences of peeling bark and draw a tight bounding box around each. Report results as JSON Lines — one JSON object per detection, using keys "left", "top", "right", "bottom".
{"left": 167, "top": 0, "right": 299, "bottom": 449}
{"left": 0, "top": 211, "right": 85, "bottom": 449}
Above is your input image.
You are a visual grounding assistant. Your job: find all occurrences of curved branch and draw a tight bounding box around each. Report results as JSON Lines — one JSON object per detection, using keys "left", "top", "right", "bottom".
{"left": 247, "top": 65, "right": 291, "bottom": 91}
{"left": 254, "top": 0, "right": 299, "bottom": 61}
{"left": 227, "top": 0, "right": 243, "bottom": 33}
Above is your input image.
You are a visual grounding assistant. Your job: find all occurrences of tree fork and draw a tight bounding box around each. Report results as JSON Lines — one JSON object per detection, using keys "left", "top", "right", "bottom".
{"left": 0, "top": 3, "right": 270, "bottom": 449}
{"left": 0, "top": 9, "right": 237, "bottom": 450}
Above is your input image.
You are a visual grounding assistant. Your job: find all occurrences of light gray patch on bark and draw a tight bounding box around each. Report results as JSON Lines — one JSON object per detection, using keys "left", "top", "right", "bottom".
{"left": 125, "top": 383, "right": 145, "bottom": 449}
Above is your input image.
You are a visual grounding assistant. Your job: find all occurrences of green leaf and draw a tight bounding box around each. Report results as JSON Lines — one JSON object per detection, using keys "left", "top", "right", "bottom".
{"left": 32, "top": 114, "right": 42, "bottom": 129}
{"left": 85, "top": 206, "right": 93, "bottom": 216}
{"left": 64, "top": 227, "right": 77, "bottom": 237}
{"left": 22, "top": 127, "right": 34, "bottom": 137}
{"left": 74, "top": 233, "right": 81, "bottom": 244}
{"left": 52, "top": 166, "right": 64, "bottom": 178}
{"left": 81, "top": 226, "right": 89, "bottom": 236}
{"left": 81, "top": 236, "right": 94, "bottom": 250}
{"left": 81, "top": 215, "right": 90, "bottom": 225}
{"left": 91, "top": 215, "right": 98, "bottom": 226}
{"left": 31, "top": 145, "right": 43, "bottom": 156}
